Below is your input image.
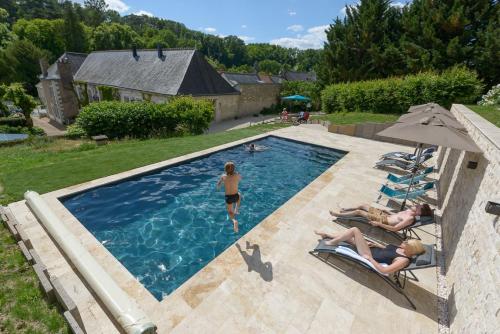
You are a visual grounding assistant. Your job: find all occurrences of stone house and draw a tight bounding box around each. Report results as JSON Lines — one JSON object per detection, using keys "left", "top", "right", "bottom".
{"left": 221, "top": 72, "right": 282, "bottom": 116}
{"left": 37, "top": 52, "right": 88, "bottom": 125}
{"left": 72, "top": 47, "right": 240, "bottom": 122}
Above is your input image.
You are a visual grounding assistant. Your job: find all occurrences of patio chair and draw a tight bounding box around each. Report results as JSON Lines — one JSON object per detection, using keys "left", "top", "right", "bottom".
{"left": 381, "top": 147, "right": 436, "bottom": 161}
{"left": 334, "top": 213, "right": 435, "bottom": 240}
{"left": 374, "top": 154, "right": 433, "bottom": 170}
{"left": 386, "top": 167, "right": 434, "bottom": 185}
{"left": 309, "top": 240, "right": 436, "bottom": 309}
{"left": 377, "top": 182, "right": 435, "bottom": 202}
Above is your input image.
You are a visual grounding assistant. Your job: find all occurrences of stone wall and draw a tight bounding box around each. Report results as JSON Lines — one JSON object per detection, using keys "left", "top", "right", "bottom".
{"left": 437, "top": 104, "right": 499, "bottom": 334}
{"left": 327, "top": 122, "right": 418, "bottom": 147}
{"left": 237, "top": 84, "right": 280, "bottom": 117}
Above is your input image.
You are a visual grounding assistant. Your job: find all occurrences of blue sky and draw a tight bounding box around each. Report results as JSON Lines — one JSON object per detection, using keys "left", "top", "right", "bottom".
{"left": 75, "top": 0, "right": 408, "bottom": 49}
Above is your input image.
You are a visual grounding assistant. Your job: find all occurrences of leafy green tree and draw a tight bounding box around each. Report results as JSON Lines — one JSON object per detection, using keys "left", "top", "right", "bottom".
{"left": 84, "top": 0, "right": 108, "bottom": 27}
{"left": 62, "top": 3, "right": 88, "bottom": 53}
{"left": 12, "top": 18, "right": 65, "bottom": 61}
{"left": 0, "top": 8, "right": 15, "bottom": 49}
{"left": 226, "top": 64, "right": 253, "bottom": 73}
{"left": 0, "top": 39, "right": 48, "bottom": 94}
{"left": 258, "top": 59, "right": 282, "bottom": 75}
{"left": 2, "top": 83, "right": 37, "bottom": 126}
{"left": 296, "top": 49, "right": 322, "bottom": 72}
{"left": 146, "top": 29, "right": 178, "bottom": 48}
{"left": 222, "top": 36, "right": 247, "bottom": 67}
{"left": 91, "top": 23, "right": 143, "bottom": 50}
{"left": 16, "top": 0, "right": 62, "bottom": 20}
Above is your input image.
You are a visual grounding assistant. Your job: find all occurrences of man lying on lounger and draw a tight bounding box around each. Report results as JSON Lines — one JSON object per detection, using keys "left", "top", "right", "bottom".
{"left": 314, "top": 227, "right": 426, "bottom": 274}
{"left": 329, "top": 204, "right": 432, "bottom": 232}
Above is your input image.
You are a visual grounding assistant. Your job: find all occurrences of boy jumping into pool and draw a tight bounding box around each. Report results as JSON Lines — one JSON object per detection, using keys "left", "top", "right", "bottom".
{"left": 216, "top": 161, "right": 242, "bottom": 233}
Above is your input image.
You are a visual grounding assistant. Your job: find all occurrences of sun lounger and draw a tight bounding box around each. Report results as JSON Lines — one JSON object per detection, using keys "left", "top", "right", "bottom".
{"left": 334, "top": 214, "right": 435, "bottom": 240}
{"left": 377, "top": 182, "right": 434, "bottom": 203}
{"left": 309, "top": 240, "right": 436, "bottom": 309}
{"left": 375, "top": 154, "right": 433, "bottom": 170}
{"left": 381, "top": 147, "right": 436, "bottom": 160}
{"left": 386, "top": 167, "right": 434, "bottom": 185}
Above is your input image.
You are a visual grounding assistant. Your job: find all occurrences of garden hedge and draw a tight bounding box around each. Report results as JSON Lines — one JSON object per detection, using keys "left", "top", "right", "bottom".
{"left": 0, "top": 116, "right": 27, "bottom": 127}
{"left": 76, "top": 97, "right": 214, "bottom": 139}
{"left": 321, "top": 66, "right": 484, "bottom": 114}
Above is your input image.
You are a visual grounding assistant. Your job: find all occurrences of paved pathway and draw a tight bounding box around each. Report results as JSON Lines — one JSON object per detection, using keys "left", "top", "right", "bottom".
{"left": 207, "top": 115, "right": 279, "bottom": 133}
{"left": 32, "top": 116, "right": 67, "bottom": 137}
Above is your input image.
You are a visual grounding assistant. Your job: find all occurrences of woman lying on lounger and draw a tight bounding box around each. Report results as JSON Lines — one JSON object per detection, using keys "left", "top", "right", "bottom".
{"left": 314, "top": 228, "right": 426, "bottom": 274}
{"left": 329, "top": 204, "right": 432, "bottom": 232}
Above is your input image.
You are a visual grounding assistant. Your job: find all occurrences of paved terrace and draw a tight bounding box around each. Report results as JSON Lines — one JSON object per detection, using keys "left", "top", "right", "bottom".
{"left": 6, "top": 126, "right": 439, "bottom": 333}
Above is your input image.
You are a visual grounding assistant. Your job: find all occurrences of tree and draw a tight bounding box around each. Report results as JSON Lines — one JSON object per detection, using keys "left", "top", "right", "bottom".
{"left": 84, "top": 0, "right": 108, "bottom": 27}
{"left": 146, "top": 29, "right": 178, "bottom": 49}
{"left": 16, "top": 0, "right": 62, "bottom": 20}
{"left": 63, "top": 2, "right": 88, "bottom": 53}
{"left": 12, "top": 18, "right": 65, "bottom": 61}
{"left": 322, "top": 0, "right": 405, "bottom": 84}
{"left": 91, "top": 23, "right": 143, "bottom": 50}
{"left": 2, "top": 83, "right": 37, "bottom": 126}
{"left": 0, "top": 39, "right": 48, "bottom": 94}
{"left": 222, "top": 36, "right": 247, "bottom": 67}
{"left": 0, "top": 8, "right": 14, "bottom": 49}
{"left": 258, "top": 59, "right": 282, "bottom": 75}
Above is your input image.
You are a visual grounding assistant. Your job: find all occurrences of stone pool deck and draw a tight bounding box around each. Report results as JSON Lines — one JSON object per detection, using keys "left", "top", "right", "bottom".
{"left": 6, "top": 126, "right": 439, "bottom": 333}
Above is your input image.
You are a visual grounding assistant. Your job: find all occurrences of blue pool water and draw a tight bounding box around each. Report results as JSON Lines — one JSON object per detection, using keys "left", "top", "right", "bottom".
{"left": 0, "top": 133, "right": 28, "bottom": 142}
{"left": 62, "top": 136, "right": 345, "bottom": 300}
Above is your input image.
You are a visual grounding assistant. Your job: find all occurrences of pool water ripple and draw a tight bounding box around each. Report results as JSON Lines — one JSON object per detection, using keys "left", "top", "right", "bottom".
{"left": 63, "top": 136, "right": 345, "bottom": 300}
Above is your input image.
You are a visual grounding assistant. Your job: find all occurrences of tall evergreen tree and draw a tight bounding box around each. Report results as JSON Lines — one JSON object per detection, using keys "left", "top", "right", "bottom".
{"left": 62, "top": 2, "right": 87, "bottom": 53}
{"left": 322, "top": 0, "right": 405, "bottom": 83}
{"left": 84, "top": 0, "right": 108, "bottom": 27}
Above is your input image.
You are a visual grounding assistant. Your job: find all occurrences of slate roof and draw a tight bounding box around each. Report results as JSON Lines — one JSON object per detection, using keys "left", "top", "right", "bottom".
{"left": 221, "top": 72, "right": 263, "bottom": 86}
{"left": 45, "top": 52, "right": 88, "bottom": 80}
{"left": 74, "top": 49, "right": 238, "bottom": 96}
{"left": 283, "top": 71, "right": 317, "bottom": 82}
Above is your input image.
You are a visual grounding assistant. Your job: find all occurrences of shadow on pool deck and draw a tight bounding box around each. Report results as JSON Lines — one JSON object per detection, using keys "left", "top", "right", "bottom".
{"left": 236, "top": 241, "right": 273, "bottom": 282}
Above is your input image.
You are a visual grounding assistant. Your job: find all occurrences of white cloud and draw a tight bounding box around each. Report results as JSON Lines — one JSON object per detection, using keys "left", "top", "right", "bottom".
{"left": 238, "top": 36, "right": 255, "bottom": 43}
{"left": 106, "top": 0, "right": 130, "bottom": 13}
{"left": 288, "top": 10, "right": 297, "bottom": 16}
{"left": 204, "top": 27, "right": 217, "bottom": 33}
{"left": 287, "top": 24, "right": 304, "bottom": 32}
{"left": 133, "top": 10, "right": 153, "bottom": 17}
{"left": 241, "top": 24, "right": 247, "bottom": 29}
{"left": 270, "top": 25, "right": 329, "bottom": 50}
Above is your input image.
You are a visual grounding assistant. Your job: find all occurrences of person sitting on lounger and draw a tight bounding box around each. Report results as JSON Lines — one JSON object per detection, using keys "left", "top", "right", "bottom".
{"left": 329, "top": 204, "right": 432, "bottom": 232}
{"left": 314, "top": 228, "right": 426, "bottom": 274}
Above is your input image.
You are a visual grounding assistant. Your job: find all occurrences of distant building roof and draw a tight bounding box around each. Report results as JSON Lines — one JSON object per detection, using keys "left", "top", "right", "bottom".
{"left": 270, "top": 75, "right": 284, "bottom": 84}
{"left": 221, "top": 72, "right": 263, "bottom": 86}
{"left": 74, "top": 49, "right": 238, "bottom": 96}
{"left": 45, "top": 52, "right": 88, "bottom": 80}
{"left": 283, "top": 71, "right": 317, "bottom": 82}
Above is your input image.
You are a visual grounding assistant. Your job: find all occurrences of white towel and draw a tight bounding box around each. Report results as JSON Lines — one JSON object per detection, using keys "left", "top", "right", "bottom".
{"left": 336, "top": 246, "right": 389, "bottom": 276}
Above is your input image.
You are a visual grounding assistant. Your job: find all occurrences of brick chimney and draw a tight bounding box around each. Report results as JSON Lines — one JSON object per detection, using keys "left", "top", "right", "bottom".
{"left": 39, "top": 58, "right": 49, "bottom": 77}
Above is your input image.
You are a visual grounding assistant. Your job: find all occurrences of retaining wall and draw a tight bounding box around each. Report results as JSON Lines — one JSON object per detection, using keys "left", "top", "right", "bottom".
{"left": 437, "top": 104, "right": 499, "bottom": 333}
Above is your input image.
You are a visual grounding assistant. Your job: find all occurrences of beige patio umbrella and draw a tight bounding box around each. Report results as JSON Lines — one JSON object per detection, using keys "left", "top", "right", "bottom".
{"left": 377, "top": 115, "right": 481, "bottom": 208}
{"left": 400, "top": 103, "right": 465, "bottom": 131}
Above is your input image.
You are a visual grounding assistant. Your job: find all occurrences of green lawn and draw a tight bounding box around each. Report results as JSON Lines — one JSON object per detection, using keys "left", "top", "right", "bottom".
{"left": 0, "top": 123, "right": 287, "bottom": 205}
{"left": 313, "top": 112, "right": 399, "bottom": 125}
{"left": 0, "top": 221, "right": 69, "bottom": 333}
{"left": 466, "top": 104, "right": 500, "bottom": 127}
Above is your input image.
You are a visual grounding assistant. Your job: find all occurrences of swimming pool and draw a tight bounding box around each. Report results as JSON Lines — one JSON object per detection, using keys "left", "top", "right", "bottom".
{"left": 62, "top": 136, "right": 346, "bottom": 300}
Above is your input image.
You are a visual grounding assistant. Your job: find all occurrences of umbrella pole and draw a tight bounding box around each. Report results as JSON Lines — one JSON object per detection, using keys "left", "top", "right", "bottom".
{"left": 400, "top": 143, "right": 423, "bottom": 210}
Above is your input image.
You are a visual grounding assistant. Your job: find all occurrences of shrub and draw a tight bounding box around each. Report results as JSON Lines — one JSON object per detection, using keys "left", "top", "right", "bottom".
{"left": 478, "top": 84, "right": 500, "bottom": 106}
{"left": 0, "top": 116, "right": 27, "bottom": 127}
{"left": 0, "top": 125, "right": 44, "bottom": 135}
{"left": 75, "top": 97, "right": 214, "bottom": 139}
{"left": 66, "top": 124, "right": 87, "bottom": 139}
{"left": 321, "top": 66, "right": 484, "bottom": 114}
{"left": 281, "top": 81, "right": 322, "bottom": 110}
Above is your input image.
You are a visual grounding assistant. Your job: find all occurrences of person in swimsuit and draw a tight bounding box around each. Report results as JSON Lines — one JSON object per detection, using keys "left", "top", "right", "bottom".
{"left": 216, "top": 161, "right": 242, "bottom": 233}
{"left": 329, "top": 204, "right": 432, "bottom": 232}
{"left": 314, "top": 227, "right": 426, "bottom": 274}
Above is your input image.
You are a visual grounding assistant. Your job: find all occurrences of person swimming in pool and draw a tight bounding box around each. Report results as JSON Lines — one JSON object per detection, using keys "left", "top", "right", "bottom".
{"left": 245, "top": 143, "right": 268, "bottom": 152}
{"left": 216, "top": 161, "right": 242, "bottom": 233}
